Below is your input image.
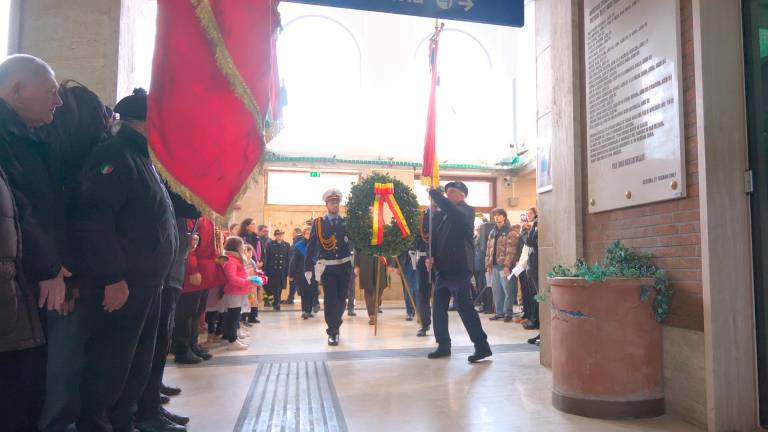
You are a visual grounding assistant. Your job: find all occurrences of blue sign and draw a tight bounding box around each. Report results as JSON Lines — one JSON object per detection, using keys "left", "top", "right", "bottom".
{"left": 285, "top": 0, "right": 525, "bottom": 28}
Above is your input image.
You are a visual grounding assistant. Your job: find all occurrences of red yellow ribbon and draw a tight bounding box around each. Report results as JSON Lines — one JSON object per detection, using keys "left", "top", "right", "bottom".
{"left": 371, "top": 183, "right": 411, "bottom": 246}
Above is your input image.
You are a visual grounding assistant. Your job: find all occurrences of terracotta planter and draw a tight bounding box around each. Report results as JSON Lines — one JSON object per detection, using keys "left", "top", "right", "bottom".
{"left": 548, "top": 277, "right": 664, "bottom": 420}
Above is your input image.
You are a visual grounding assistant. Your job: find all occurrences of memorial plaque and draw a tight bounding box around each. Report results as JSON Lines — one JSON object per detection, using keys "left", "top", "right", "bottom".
{"left": 584, "top": 0, "right": 685, "bottom": 213}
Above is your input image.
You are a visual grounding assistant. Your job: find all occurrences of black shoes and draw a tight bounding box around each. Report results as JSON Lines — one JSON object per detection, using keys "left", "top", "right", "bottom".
{"left": 313, "top": 304, "right": 321, "bottom": 313}
{"left": 405, "top": 315, "right": 414, "bottom": 321}
{"left": 160, "top": 407, "right": 189, "bottom": 426}
{"left": 503, "top": 316, "right": 513, "bottom": 323}
{"left": 328, "top": 334, "right": 339, "bottom": 346}
{"left": 159, "top": 394, "right": 171, "bottom": 405}
{"left": 468, "top": 344, "right": 493, "bottom": 363}
{"left": 190, "top": 345, "right": 212, "bottom": 361}
{"left": 416, "top": 326, "right": 429, "bottom": 337}
{"left": 489, "top": 315, "right": 503, "bottom": 321}
{"left": 273, "top": 304, "right": 281, "bottom": 311}
{"left": 174, "top": 350, "right": 202, "bottom": 365}
{"left": 347, "top": 309, "right": 357, "bottom": 316}
{"left": 301, "top": 312, "right": 309, "bottom": 319}
{"left": 135, "top": 414, "right": 186, "bottom": 432}
{"left": 523, "top": 322, "right": 540, "bottom": 330}
{"left": 159, "top": 384, "right": 181, "bottom": 397}
{"left": 427, "top": 346, "right": 451, "bottom": 359}
{"left": 527, "top": 334, "right": 541, "bottom": 345}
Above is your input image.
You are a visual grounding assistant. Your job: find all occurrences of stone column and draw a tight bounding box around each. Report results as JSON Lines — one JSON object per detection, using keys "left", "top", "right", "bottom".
{"left": 15, "top": 0, "right": 122, "bottom": 104}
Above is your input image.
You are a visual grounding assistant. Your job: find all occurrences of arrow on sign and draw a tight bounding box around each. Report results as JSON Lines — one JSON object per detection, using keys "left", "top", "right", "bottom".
{"left": 458, "top": 0, "right": 474, "bottom": 12}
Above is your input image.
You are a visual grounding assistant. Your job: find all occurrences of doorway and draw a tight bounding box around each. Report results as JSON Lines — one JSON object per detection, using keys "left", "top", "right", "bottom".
{"left": 744, "top": 0, "right": 768, "bottom": 427}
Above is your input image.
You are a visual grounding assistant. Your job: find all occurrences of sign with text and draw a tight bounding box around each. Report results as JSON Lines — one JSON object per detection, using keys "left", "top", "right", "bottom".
{"left": 285, "top": 0, "right": 524, "bottom": 27}
{"left": 585, "top": 0, "right": 686, "bottom": 213}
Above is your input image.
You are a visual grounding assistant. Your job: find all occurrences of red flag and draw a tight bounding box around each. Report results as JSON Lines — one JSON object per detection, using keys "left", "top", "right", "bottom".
{"left": 148, "top": 0, "right": 281, "bottom": 216}
{"left": 421, "top": 23, "right": 444, "bottom": 188}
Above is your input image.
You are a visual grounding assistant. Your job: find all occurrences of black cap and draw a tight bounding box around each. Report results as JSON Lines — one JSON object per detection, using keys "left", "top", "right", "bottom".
{"left": 114, "top": 88, "right": 148, "bottom": 121}
{"left": 445, "top": 181, "right": 468, "bottom": 197}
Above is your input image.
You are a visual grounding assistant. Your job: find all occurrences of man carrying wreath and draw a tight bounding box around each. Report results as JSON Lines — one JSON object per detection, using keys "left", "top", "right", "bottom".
{"left": 304, "top": 188, "right": 352, "bottom": 346}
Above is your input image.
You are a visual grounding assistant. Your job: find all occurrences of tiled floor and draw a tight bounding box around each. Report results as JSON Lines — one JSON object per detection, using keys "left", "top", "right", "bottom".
{"left": 163, "top": 301, "right": 703, "bottom": 432}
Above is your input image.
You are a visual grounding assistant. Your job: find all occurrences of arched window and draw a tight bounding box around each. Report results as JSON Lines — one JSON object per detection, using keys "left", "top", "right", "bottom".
{"left": 270, "top": 10, "right": 363, "bottom": 155}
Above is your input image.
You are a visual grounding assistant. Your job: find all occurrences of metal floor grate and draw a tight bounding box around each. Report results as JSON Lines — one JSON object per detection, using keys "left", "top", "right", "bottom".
{"left": 234, "top": 361, "right": 348, "bottom": 432}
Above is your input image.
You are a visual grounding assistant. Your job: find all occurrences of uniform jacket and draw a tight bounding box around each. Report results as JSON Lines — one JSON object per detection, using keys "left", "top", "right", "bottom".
{"left": 428, "top": 189, "right": 475, "bottom": 277}
{"left": 0, "top": 101, "right": 63, "bottom": 291}
{"left": 289, "top": 239, "right": 313, "bottom": 281}
{"left": 264, "top": 239, "right": 290, "bottom": 279}
{"left": 221, "top": 251, "right": 252, "bottom": 296}
{"left": 304, "top": 215, "right": 352, "bottom": 271}
{"left": 73, "top": 125, "right": 178, "bottom": 287}
{"left": 0, "top": 165, "right": 44, "bottom": 352}
{"left": 485, "top": 222, "right": 521, "bottom": 269}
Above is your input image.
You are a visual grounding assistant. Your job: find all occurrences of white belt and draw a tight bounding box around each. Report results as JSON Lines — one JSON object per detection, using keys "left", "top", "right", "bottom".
{"left": 408, "top": 251, "right": 428, "bottom": 270}
{"left": 319, "top": 256, "right": 352, "bottom": 266}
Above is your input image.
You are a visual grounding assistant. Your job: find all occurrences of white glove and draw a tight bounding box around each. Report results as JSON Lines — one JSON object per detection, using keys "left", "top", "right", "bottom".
{"left": 305, "top": 271, "right": 313, "bottom": 284}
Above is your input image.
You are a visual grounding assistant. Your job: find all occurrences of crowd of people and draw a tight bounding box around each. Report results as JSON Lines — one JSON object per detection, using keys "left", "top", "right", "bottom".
{"left": 0, "top": 53, "right": 541, "bottom": 432}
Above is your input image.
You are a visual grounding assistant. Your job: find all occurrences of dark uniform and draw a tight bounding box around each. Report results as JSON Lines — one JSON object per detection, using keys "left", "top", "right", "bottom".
{"left": 305, "top": 214, "right": 352, "bottom": 342}
{"left": 289, "top": 238, "right": 318, "bottom": 317}
{"left": 73, "top": 124, "right": 178, "bottom": 432}
{"left": 265, "top": 237, "right": 290, "bottom": 309}
{"left": 136, "top": 189, "right": 200, "bottom": 423}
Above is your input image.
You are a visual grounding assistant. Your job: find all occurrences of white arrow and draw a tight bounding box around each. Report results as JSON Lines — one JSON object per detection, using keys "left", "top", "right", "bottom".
{"left": 458, "top": 0, "right": 474, "bottom": 12}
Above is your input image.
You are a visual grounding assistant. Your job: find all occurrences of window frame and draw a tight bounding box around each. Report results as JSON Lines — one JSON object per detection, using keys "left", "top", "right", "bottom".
{"left": 265, "top": 168, "right": 361, "bottom": 206}
{"left": 413, "top": 174, "right": 497, "bottom": 213}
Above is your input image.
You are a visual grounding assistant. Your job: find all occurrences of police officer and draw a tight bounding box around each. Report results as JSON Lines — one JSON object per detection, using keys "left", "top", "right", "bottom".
{"left": 73, "top": 88, "right": 180, "bottom": 432}
{"left": 265, "top": 229, "right": 290, "bottom": 310}
{"left": 304, "top": 189, "right": 352, "bottom": 346}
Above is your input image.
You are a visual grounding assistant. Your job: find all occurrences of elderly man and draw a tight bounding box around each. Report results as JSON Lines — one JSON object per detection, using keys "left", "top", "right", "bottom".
{"left": 304, "top": 189, "right": 353, "bottom": 346}
{"left": 0, "top": 54, "right": 66, "bottom": 432}
{"left": 425, "top": 182, "right": 492, "bottom": 363}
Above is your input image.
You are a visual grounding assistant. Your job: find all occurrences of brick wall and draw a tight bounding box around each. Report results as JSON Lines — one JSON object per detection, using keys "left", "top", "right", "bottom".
{"left": 583, "top": 0, "right": 702, "bottom": 331}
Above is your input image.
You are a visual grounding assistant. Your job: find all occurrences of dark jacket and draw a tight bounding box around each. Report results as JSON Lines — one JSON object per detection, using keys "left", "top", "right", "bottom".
{"left": 524, "top": 219, "right": 538, "bottom": 272}
{"left": 264, "top": 239, "right": 290, "bottom": 279}
{"left": 73, "top": 125, "right": 179, "bottom": 287}
{"left": 428, "top": 189, "right": 475, "bottom": 277}
{"left": 354, "top": 249, "right": 389, "bottom": 293}
{"left": 0, "top": 101, "right": 63, "bottom": 291}
{"left": 0, "top": 165, "right": 44, "bottom": 352}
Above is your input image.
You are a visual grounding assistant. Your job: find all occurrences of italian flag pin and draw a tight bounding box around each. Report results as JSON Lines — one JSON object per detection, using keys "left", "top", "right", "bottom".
{"left": 100, "top": 164, "right": 114, "bottom": 175}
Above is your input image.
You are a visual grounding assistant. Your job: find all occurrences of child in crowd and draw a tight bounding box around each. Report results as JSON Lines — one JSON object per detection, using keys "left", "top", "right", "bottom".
{"left": 242, "top": 244, "right": 266, "bottom": 326}
{"left": 220, "top": 236, "right": 258, "bottom": 351}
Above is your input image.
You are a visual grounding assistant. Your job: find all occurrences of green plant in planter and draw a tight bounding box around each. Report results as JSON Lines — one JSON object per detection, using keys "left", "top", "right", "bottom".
{"left": 538, "top": 241, "right": 672, "bottom": 322}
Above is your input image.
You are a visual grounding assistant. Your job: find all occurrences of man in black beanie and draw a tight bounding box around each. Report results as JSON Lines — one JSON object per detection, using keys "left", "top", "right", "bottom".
{"left": 73, "top": 88, "right": 182, "bottom": 432}
{"left": 425, "top": 181, "right": 492, "bottom": 363}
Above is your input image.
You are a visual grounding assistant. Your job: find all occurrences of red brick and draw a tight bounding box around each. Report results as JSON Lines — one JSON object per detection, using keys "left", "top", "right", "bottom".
{"left": 657, "top": 234, "right": 701, "bottom": 247}
{"left": 654, "top": 257, "right": 702, "bottom": 270}
{"left": 649, "top": 245, "right": 698, "bottom": 258}
{"left": 678, "top": 222, "right": 700, "bottom": 234}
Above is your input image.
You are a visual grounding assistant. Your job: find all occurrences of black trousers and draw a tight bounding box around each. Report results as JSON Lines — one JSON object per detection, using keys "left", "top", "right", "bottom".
{"left": 523, "top": 267, "right": 539, "bottom": 326}
{"left": 40, "top": 305, "right": 89, "bottom": 432}
{"left": 417, "top": 262, "right": 433, "bottom": 329}
{"left": 223, "top": 307, "right": 241, "bottom": 343}
{"left": 136, "top": 287, "right": 180, "bottom": 421}
{"left": 173, "top": 290, "right": 206, "bottom": 356}
{"left": 298, "top": 277, "right": 318, "bottom": 314}
{"left": 1, "top": 344, "right": 47, "bottom": 432}
{"left": 320, "top": 264, "right": 350, "bottom": 336}
{"left": 433, "top": 273, "right": 489, "bottom": 349}
{"left": 77, "top": 284, "right": 161, "bottom": 432}
{"left": 287, "top": 278, "right": 297, "bottom": 301}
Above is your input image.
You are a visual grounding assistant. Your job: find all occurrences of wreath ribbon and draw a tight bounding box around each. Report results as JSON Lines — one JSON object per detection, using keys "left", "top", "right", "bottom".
{"left": 371, "top": 183, "right": 411, "bottom": 246}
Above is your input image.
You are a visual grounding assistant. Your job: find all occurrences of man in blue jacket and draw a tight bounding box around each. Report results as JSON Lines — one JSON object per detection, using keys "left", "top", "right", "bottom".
{"left": 425, "top": 182, "right": 492, "bottom": 363}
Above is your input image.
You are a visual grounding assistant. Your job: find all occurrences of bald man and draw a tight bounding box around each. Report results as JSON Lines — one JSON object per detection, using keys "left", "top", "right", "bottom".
{"left": 0, "top": 54, "right": 67, "bottom": 432}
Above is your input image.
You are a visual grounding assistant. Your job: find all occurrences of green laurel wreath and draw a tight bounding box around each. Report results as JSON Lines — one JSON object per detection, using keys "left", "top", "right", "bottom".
{"left": 345, "top": 173, "right": 421, "bottom": 257}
